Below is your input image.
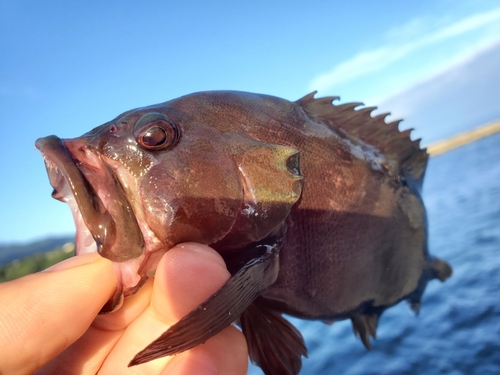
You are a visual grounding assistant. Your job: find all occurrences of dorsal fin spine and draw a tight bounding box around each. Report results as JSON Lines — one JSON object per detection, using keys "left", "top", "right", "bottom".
{"left": 295, "top": 92, "right": 428, "bottom": 184}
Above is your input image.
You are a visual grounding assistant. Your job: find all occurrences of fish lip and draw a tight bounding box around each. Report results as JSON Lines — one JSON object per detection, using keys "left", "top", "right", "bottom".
{"left": 35, "top": 135, "right": 144, "bottom": 262}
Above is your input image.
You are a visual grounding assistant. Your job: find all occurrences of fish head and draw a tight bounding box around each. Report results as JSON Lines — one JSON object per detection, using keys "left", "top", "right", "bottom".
{"left": 36, "top": 92, "right": 303, "bottom": 309}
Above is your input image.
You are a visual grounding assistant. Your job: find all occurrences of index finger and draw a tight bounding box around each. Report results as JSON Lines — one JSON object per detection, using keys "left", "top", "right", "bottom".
{"left": 0, "top": 253, "right": 116, "bottom": 375}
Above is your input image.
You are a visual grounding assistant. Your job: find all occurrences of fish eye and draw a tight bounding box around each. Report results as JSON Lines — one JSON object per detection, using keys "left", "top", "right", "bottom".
{"left": 142, "top": 126, "right": 167, "bottom": 147}
{"left": 134, "top": 113, "right": 180, "bottom": 150}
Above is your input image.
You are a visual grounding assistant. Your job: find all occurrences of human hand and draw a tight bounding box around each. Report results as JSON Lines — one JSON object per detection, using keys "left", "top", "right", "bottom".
{"left": 0, "top": 243, "right": 248, "bottom": 375}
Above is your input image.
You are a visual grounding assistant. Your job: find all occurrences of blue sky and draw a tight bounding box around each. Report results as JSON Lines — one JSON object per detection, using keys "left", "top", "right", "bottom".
{"left": 1, "top": 0, "right": 500, "bottom": 243}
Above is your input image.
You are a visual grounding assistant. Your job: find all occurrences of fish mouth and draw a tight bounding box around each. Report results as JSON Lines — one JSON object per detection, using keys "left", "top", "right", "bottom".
{"left": 35, "top": 135, "right": 144, "bottom": 263}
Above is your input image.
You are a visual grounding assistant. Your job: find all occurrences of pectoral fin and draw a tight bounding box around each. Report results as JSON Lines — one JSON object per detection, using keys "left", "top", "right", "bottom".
{"left": 129, "top": 242, "right": 280, "bottom": 366}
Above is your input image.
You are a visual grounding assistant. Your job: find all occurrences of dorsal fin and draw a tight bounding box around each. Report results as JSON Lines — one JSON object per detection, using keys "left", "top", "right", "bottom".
{"left": 296, "top": 91, "right": 428, "bottom": 184}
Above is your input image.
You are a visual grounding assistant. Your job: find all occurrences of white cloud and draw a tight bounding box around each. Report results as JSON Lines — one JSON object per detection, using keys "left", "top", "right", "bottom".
{"left": 309, "top": 7, "right": 500, "bottom": 92}
{"left": 428, "top": 9, "right": 500, "bottom": 42}
{"left": 374, "top": 41, "right": 500, "bottom": 144}
{"left": 365, "top": 36, "right": 500, "bottom": 106}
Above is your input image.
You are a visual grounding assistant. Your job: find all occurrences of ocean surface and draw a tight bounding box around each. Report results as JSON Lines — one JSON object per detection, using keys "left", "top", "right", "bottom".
{"left": 249, "top": 132, "right": 500, "bottom": 375}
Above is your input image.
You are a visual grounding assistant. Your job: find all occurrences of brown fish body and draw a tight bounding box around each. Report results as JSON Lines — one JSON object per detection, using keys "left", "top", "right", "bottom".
{"left": 36, "top": 91, "right": 451, "bottom": 375}
{"left": 167, "top": 92, "right": 430, "bottom": 317}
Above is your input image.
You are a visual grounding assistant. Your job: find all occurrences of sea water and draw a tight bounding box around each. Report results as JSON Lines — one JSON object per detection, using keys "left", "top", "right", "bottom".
{"left": 249, "top": 132, "right": 500, "bottom": 374}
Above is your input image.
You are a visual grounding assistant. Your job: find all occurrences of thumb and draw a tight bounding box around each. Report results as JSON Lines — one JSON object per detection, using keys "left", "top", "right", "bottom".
{"left": 0, "top": 252, "right": 116, "bottom": 375}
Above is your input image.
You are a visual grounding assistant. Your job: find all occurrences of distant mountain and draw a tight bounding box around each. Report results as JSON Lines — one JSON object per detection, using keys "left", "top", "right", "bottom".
{"left": 0, "top": 235, "right": 75, "bottom": 264}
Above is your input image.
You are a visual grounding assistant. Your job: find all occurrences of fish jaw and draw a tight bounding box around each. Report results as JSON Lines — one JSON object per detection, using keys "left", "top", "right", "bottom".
{"left": 35, "top": 135, "right": 165, "bottom": 308}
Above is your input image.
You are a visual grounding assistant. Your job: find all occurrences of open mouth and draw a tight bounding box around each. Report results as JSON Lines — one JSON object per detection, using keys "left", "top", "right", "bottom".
{"left": 35, "top": 135, "right": 145, "bottom": 262}
{"left": 36, "top": 136, "right": 149, "bottom": 310}
{"left": 36, "top": 136, "right": 108, "bottom": 256}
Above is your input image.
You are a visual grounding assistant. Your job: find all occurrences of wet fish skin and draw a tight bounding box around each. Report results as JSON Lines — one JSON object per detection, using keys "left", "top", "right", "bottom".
{"left": 36, "top": 91, "right": 452, "bottom": 375}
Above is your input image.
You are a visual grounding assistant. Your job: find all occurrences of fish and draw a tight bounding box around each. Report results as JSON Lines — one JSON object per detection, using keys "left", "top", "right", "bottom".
{"left": 36, "top": 90, "right": 452, "bottom": 375}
